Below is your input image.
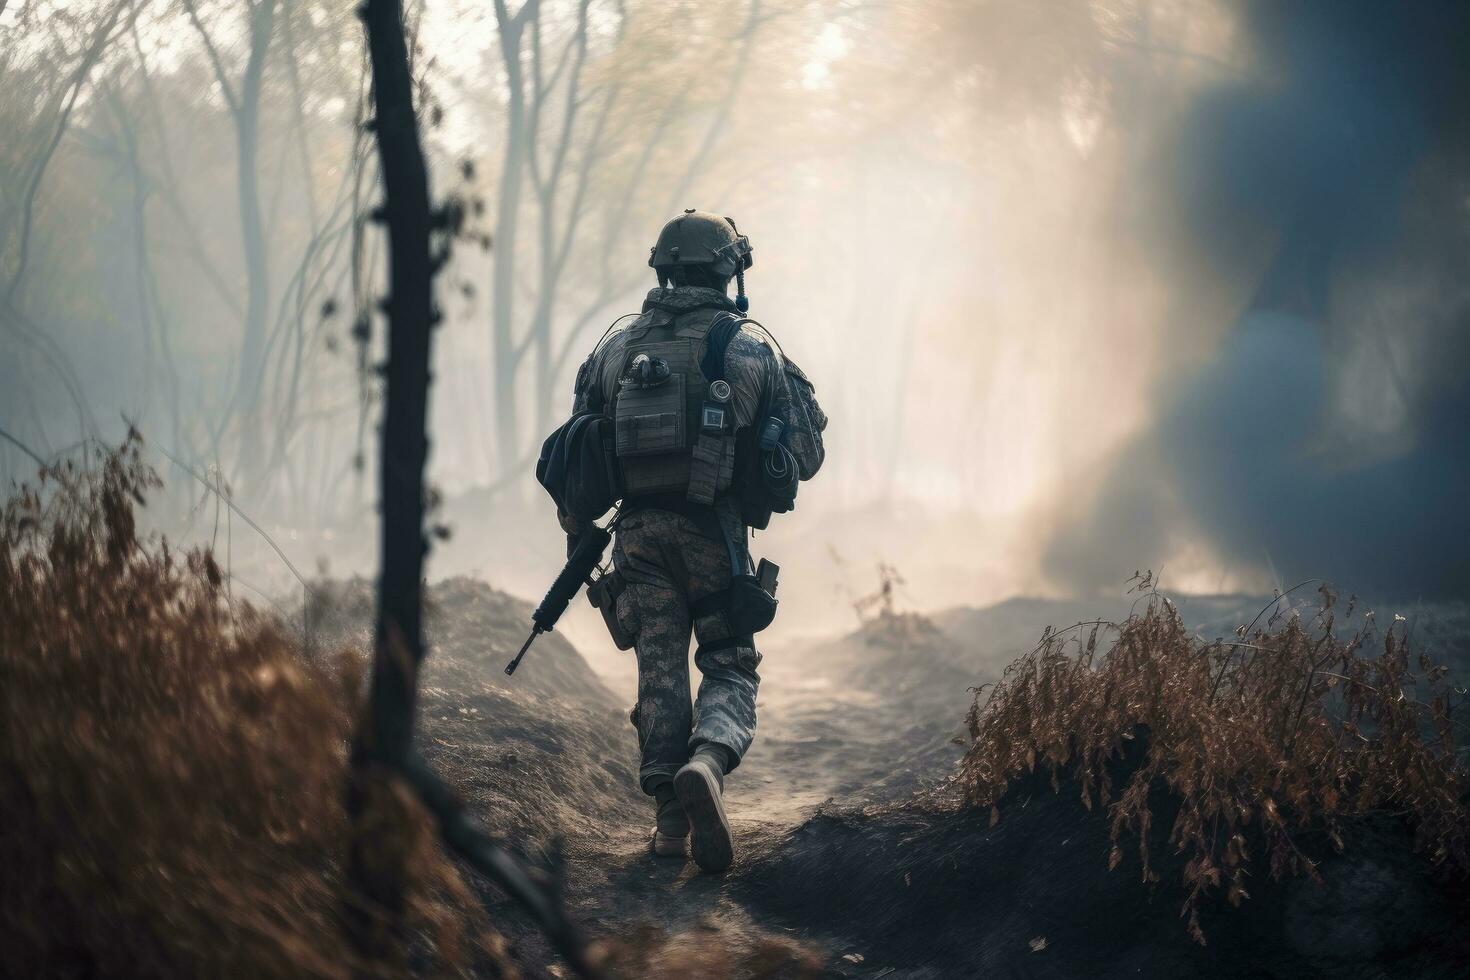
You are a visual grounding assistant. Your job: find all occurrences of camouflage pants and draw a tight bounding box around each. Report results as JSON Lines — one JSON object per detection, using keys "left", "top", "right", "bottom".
{"left": 611, "top": 504, "right": 762, "bottom": 795}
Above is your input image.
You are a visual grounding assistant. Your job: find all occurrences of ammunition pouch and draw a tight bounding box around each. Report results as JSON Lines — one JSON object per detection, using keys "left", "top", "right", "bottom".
{"left": 614, "top": 339, "right": 702, "bottom": 497}
{"left": 586, "top": 569, "right": 635, "bottom": 650}
{"left": 687, "top": 431, "right": 736, "bottom": 505}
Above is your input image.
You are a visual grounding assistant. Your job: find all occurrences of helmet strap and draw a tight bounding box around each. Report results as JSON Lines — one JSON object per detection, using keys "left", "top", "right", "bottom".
{"left": 735, "top": 268, "right": 749, "bottom": 313}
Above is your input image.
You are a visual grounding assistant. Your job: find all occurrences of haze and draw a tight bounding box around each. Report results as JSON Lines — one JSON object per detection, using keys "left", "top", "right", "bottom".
{"left": 3, "top": 0, "right": 1466, "bottom": 645}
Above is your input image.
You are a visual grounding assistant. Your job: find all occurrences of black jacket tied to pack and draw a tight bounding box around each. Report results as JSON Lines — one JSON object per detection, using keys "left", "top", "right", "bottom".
{"left": 535, "top": 411, "right": 621, "bottom": 524}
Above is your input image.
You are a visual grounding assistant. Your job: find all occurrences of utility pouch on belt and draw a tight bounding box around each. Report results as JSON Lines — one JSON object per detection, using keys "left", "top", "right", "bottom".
{"left": 586, "top": 569, "right": 634, "bottom": 650}
{"left": 690, "top": 519, "right": 781, "bottom": 646}
{"left": 733, "top": 423, "right": 797, "bottom": 530}
{"left": 692, "top": 566, "right": 778, "bottom": 640}
{"left": 730, "top": 558, "right": 779, "bottom": 634}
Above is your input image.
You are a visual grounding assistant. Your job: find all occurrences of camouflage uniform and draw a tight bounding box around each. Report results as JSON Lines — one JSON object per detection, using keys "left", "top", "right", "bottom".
{"left": 565, "top": 284, "right": 827, "bottom": 793}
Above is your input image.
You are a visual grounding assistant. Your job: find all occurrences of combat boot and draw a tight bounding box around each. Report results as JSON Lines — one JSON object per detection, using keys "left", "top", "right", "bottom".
{"left": 651, "top": 782, "right": 689, "bottom": 858}
{"left": 674, "top": 746, "right": 734, "bottom": 873}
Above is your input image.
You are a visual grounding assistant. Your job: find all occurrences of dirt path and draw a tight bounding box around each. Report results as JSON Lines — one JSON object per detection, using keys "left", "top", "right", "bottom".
{"left": 467, "top": 623, "right": 977, "bottom": 976}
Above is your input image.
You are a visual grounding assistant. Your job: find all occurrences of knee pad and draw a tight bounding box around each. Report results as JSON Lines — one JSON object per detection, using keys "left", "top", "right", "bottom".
{"left": 694, "top": 637, "right": 761, "bottom": 672}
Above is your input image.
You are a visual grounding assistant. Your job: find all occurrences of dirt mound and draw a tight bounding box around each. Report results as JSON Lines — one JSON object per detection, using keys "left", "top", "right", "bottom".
{"left": 743, "top": 590, "right": 1467, "bottom": 977}
{"left": 309, "top": 576, "right": 644, "bottom": 847}
{"left": 355, "top": 587, "right": 830, "bottom": 976}
{"left": 1, "top": 442, "right": 827, "bottom": 978}
{"left": 310, "top": 575, "right": 619, "bottom": 708}
{"left": 933, "top": 593, "right": 1264, "bottom": 664}
{"left": 737, "top": 774, "right": 1470, "bottom": 979}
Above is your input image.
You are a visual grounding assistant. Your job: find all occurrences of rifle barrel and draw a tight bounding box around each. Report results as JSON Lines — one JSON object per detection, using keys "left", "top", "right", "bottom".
{"left": 504, "top": 627, "right": 541, "bottom": 675}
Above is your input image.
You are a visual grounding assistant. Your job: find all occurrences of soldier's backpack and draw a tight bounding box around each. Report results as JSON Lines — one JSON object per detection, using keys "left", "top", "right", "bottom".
{"left": 537, "top": 310, "right": 798, "bottom": 525}
{"left": 610, "top": 312, "right": 741, "bottom": 505}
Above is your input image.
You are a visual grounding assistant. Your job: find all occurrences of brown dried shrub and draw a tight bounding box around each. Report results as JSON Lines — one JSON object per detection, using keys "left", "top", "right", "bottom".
{"left": 0, "top": 437, "right": 495, "bottom": 978}
{"left": 957, "top": 576, "right": 1469, "bottom": 942}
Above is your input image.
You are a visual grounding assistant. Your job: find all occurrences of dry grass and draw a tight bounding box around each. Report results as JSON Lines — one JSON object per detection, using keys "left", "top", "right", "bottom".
{"left": 957, "top": 575, "right": 1470, "bottom": 941}
{"left": 0, "top": 436, "right": 494, "bottom": 978}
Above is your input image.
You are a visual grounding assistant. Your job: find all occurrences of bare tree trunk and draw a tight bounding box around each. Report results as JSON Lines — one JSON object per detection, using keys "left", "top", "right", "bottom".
{"left": 233, "top": 0, "right": 277, "bottom": 478}
{"left": 490, "top": 0, "right": 537, "bottom": 476}
{"left": 280, "top": 4, "right": 321, "bottom": 233}
{"left": 532, "top": 203, "right": 556, "bottom": 436}
{"left": 349, "top": 11, "right": 598, "bottom": 976}
{"left": 182, "top": 0, "right": 277, "bottom": 483}
{"left": 525, "top": 0, "right": 591, "bottom": 438}
{"left": 103, "top": 85, "right": 175, "bottom": 454}
{"left": 349, "top": 0, "right": 435, "bottom": 954}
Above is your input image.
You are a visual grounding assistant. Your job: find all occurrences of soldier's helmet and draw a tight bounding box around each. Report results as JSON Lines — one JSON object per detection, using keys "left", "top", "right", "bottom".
{"left": 648, "top": 209, "right": 754, "bottom": 280}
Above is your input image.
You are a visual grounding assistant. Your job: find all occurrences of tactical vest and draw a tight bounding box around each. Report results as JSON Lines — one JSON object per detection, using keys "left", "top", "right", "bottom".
{"left": 610, "top": 314, "right": 737, "bottom": 505}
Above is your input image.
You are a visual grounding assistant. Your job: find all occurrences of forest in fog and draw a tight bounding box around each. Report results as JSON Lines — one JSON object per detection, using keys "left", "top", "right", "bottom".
{"left": 4, "top": 3, "right": 1469, "bottom": 977}
{"left": 3, "top": 0, "right": 1467, "bottom": 611}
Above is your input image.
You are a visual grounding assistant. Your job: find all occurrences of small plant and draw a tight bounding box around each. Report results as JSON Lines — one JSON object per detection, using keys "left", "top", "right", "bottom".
{"left": 956, "top": 579, "right": 1469, "bottom": 942}
{"left": 854, "top": 561, "right": 906, "bottom": 622}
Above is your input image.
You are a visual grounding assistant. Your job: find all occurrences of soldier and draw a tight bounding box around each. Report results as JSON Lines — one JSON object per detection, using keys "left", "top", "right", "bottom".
{"left": 556, "top": 210, "right": 826, "bottom": 872}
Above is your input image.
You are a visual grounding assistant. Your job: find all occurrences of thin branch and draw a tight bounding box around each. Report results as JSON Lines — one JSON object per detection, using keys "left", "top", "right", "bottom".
{"left": 662, "top": 0, "right": 763, "bottom": 210}
{"left": 552, "top": 80, "right": 618, "bottom": 279}
{"left": 153, "top": 442, "right": 309, "bottom": 591}
{"left": 180, "top": 0, "right": 241, "bottom": 116}
{"left": 129, "top": 21, "right": 245, "bottom": 317}
{"left": 4, "top": 0, "right": 132, "bottom": 302}
{"left": 0, "top": 294, "right": 98, "bottom": 439}
{"left": 0, "top": 424, "right": 47, "bottom": 469}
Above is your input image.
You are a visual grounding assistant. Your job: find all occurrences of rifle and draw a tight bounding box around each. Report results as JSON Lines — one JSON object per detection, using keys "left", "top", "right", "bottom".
{"left": 505, "top": 523, "right": 613, "bottom": 676}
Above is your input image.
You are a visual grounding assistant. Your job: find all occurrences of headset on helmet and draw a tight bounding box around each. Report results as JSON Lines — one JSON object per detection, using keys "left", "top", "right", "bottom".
{"left": 649, "top": 209, "right": 754, "bottom": 312}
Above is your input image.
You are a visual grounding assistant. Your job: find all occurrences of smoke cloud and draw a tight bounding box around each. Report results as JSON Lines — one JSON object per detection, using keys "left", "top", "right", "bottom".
{"left": 1046, "top": 0, "right": 1470, "bottom": 599}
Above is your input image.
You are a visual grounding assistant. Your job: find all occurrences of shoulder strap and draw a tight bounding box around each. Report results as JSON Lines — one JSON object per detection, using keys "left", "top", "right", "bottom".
{"left": 700, "top": 311, "right": 743, "bottom": 382}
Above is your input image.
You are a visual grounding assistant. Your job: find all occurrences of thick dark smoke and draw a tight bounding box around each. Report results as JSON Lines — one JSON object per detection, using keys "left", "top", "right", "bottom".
{"left": 1047, "top": 1, "right": 1470, "bottom": 599}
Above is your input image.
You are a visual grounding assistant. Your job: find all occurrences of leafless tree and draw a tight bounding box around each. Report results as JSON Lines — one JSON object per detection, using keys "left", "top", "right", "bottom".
{"left": 180, "top": 0, "right": 277, "bottom": 478}
{"left": 351, "top": 1, "right": 599, "bottom": 971}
